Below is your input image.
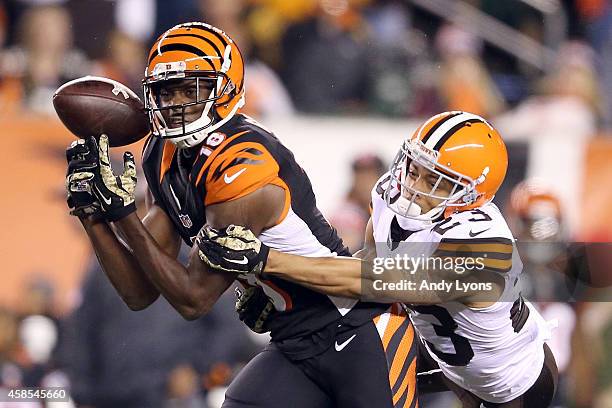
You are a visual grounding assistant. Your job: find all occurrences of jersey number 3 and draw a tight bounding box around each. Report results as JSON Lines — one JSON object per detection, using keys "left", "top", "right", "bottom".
{"left": 411, "top": 305, "right": 474, "bottom": 366}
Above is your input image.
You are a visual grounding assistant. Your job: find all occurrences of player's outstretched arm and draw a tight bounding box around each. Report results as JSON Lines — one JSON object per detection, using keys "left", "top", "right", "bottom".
{"left": 196, "top": 225, "right": 369, "bottom": 299}
{"left": 253, "top": 218, "right": 377, "bottom": 299}
{"left": 198, "top": 225, "right": 497, "bottom": 304}
{"left": 113, "top": 184, "right": 285, "bottom": 320}
{"left": 78, "top": 213, "right": 168, "bottom": 310}
{"left": 66, "top": 138, "right": 166, "bottom": 311}
{"left": 76, "top": 198, "right": 184, "bottom": 310}
{"left": 266, "top": 251, "right": 493, "bottom": 304}
{"left": 76, "top": 135, "right": 285, "bottom": 319}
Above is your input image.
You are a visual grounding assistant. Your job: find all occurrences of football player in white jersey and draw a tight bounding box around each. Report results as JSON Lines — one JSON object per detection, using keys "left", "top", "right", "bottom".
{"left": 196, "top": 111, "right": 559, "bottom": 407}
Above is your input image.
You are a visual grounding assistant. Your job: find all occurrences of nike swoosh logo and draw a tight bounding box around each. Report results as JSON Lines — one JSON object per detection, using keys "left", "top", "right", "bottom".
{"left": 334, "top": 334, "right": 357, "bottom": 352}
{"left": 94, "top": 185, "right": 112, "bottom": 205}
{"left": 469, "top": 228, "right": 491, "bottom": 237}
{"left": 224, "top": 256, "right": 249, "bottom": 265}
{"left": 224, "top": 168, "right": 247, "bottom": 184}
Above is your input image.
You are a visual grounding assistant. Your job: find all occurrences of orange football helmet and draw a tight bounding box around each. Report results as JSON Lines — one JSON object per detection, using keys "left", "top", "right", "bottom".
{"left": 386, "top": 111, "right": 508, "bottom": 221}
{"left": 143, "top": 22, "right": 245, "bottom": 148}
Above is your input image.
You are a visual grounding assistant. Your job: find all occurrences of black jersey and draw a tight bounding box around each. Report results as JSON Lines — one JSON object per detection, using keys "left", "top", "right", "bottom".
{"left": 142, "top": 114, "right": 385, "bottom": 341}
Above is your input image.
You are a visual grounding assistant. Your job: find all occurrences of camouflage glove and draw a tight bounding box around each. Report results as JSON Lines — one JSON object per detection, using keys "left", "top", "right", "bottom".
{"left": 86, "top": 135, "right": 137, "bottom": 222}
{"left": 65, "top": 139, "right": 102, "bottom": 218}
{"left": 234, "top": 285, "right": 275, "bottom": 334}
{"left": 196, "top": 225, "right": 270, "bottom": 277}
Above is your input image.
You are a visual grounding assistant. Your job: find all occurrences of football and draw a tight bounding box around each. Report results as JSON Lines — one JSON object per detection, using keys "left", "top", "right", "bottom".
{"left": 53, "top": 76, "right": 150, "bottom": 147}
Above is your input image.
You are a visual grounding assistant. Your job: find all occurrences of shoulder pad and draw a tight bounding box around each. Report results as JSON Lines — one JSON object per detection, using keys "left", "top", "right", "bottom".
{"left": 431, "top": 203, "right": 514, "bottom": 242}
{"left": 196, "top": 134, "right": 283, "bottom": 206}
{"left": 431, "top": 204, "right": 514, "bottom": 273}
{"left": 370, "top": 172, "right": 396, "bottom": 214}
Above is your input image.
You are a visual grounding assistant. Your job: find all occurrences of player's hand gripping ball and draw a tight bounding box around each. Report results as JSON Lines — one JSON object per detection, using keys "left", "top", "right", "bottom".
{"left": 65, "top": 139, "right": 101, "bottom": 218}
{"left": 83, "top": 135, "right": 138, "bottom": 222}
{"left": 66, "top": 135, "right": 138, "bottom": 222}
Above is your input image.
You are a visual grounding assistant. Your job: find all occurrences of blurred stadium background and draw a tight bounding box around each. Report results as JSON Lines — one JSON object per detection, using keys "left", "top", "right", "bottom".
{"left": 0, "top": 0, "right": 611, "bottom": 407}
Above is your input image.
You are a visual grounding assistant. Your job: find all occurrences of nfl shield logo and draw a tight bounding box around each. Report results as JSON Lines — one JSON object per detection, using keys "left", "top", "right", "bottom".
{"left": 179, "top": 214, "right": 193, "bottom": 228}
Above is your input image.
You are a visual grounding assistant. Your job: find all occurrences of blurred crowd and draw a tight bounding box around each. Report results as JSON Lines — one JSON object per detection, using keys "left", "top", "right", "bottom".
{"left": 0, "top": 0, "right": 610, "bottom": 129}
{"left": 1, "top": 0, "right": 612, "bottom": 407}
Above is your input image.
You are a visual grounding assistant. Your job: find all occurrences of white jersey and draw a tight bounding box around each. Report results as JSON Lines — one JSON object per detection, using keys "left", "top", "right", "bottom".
{"left": 370, "top": 173, "right": 552, "bottom": 403}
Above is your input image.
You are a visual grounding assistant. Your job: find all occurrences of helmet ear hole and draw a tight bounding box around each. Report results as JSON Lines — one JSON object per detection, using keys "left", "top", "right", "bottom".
{"left": 462, "top": 191, "right": 479, "bottom": 204}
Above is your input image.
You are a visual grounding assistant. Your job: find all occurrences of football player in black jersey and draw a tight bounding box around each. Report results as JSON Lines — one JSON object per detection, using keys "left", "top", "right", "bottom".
{"left": 64, "top": 22, "right": 418, "bottom": 408}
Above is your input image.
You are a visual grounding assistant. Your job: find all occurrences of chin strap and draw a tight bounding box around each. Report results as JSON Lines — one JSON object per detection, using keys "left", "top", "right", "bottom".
{"left": 391, "top": 195, "right": 443, "bottom": 223}
{"left": 394, "top": 195, "right": 422, "bottom": 217}
{"left": 476, "top": 166, "right": 490, "bottom": 184}
{"left": 459, "top": 166, "right": 489, "bottom": 205}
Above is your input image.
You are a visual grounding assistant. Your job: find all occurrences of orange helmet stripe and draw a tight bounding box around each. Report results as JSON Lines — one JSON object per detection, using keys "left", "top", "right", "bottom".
{"left": 149, "top": 44, "right": 206, "bottom": 62}
{"left": 165, "top": 33, "right": 223, "bottom": 55}
{"left": 149, "top": 38, "right": 222, "bottom": 64}
{"left": 149, "top": 45, "right": 218, "bottom": 70}
{"left": 148, "top": 26, "right": 231, "bottom": 71}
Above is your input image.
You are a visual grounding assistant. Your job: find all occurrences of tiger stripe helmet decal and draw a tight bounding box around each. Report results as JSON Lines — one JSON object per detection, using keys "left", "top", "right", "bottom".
{"left": 143, "top": 22, "right": 245, "bottom": 149}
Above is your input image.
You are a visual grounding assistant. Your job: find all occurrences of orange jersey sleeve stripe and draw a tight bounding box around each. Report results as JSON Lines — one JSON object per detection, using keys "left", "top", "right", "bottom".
{"left": 204, "top": 141, "right": 276, "bottom": 185}
{"left": 480, "top": 258, "right": 513, "bottom": 271}
{"left": 270, "top": 177, "right": 291, "bottom": 225}
{"left": 436, "top": 242, "right": 513, "bottom": 254}
{"left": 205, "top": 173, "right": 278, "bottom": 205}
{"left": 204, "top": 141, "right": 281, "bottom": 206}
{"left": 160, "top": 141, "right": 177, "bottom": 181}
{"left": 194, "top": 130, "right": 250, "bottom": 186}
